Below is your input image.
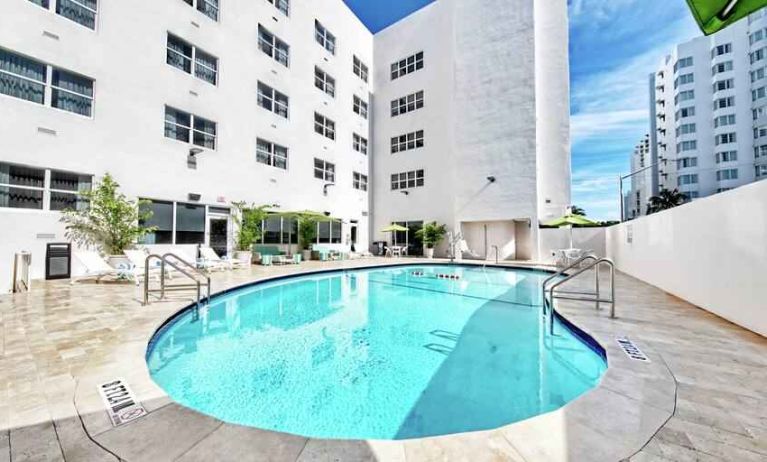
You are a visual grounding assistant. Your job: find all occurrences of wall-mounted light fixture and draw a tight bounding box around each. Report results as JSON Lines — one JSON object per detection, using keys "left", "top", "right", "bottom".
{"left": 400, "top": 191, "right": 409, "bottom": 196}
{"left": 323, "top": 183, "right": 335, "bottom": 196}
{"left": 189, "top": 147, "right": 204, "bottom": 157}
{"left": 487, "top": 176, "right": 497, "bottom": 183}
{"left": 187, "top": 147, "right": 204, "bottom": 169}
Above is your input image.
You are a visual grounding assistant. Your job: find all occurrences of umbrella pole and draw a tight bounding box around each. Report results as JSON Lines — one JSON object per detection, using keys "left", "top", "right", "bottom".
{"left": 569, "top": 225, "right": 574, "bottom": 249}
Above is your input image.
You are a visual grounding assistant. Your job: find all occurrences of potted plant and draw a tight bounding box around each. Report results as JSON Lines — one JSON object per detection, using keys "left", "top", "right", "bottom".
{"left": 415, "top": 222, "right": 448, "bottom": 259}
{"left": 232, "top": 202, "right": 270, "bottom": 264}
{"left": 298, "top": 217, "right": 318, "bottom": 261}
{"left": 60, "top": 173, "right": 156, "bottom": 267}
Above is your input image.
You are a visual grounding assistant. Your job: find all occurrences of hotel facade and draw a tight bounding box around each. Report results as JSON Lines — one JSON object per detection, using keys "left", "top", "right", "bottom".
{"left": 0, "top": 0, "right": 570, "bottom": 289}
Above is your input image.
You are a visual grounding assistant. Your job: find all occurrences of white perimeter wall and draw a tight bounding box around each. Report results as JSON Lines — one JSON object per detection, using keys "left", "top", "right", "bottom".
{"left": 538, "top": 227, "right": 607, "bottom": 264}
{"left": 606, "top": 180, "right": 767, "bottom": 337}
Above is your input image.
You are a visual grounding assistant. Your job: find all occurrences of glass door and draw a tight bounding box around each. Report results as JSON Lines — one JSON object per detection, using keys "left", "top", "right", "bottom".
{"left": 208, "top": 217, "right": 229, "bottom": 257}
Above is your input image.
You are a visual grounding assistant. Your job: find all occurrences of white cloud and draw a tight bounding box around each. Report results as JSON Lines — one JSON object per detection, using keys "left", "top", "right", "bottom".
{"left": 571, "top": 109, "right": 647, "bottom": 146}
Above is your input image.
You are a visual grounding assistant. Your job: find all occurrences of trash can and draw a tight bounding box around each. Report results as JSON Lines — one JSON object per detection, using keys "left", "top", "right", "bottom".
{"left": 45, "top": 243, "right": 71, "bottom": 280}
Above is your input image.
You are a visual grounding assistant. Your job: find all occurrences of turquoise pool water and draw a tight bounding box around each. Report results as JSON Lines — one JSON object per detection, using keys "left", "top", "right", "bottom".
{"left": 146, "top": 265, "right": 606, "bottom": 440}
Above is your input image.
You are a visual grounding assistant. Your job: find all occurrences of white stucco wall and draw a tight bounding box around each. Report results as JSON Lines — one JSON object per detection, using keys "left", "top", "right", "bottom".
{"left": 538, "top": 227, "right": 607, "bottom": 264}
{"left": 606, "top": 180, "right": 767, "bottom": 337}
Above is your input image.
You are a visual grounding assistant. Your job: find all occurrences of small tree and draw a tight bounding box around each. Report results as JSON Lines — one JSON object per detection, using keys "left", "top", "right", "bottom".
{"left": 298, "top": 217, "right": 318, "bottom": 250}
{"left": 232, "top": 203, "right": 271, "bottom": 251}
{"left": 60, "top": 173, "right": 155, "bottom": 255}
{"left": 415, "top": 222, "right": 448, "bottom": 249}
{"left": 646, "top": 189, "right": 687, "bottom": 214}
{"left": 570, "top": 205, "right": 586, "bottom": 216}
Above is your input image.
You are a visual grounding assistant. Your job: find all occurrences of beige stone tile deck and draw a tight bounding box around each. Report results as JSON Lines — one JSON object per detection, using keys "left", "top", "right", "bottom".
{"left": 0, "top": 258, "right": 764, "bottom": 461}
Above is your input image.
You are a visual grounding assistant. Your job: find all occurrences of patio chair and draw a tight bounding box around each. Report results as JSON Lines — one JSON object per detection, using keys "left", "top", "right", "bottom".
{"left": 458, "top": 240, "right": 482, "bottom": 259}
{"left": 124, "top": 249, "right": 165, "bottom": 284}
{"left": 198, "top": 247, "right": 233, "bottom": 271}
{"left": 273, "top": 254, "right": 291, "bottom": 265}
{"left": 71, "top": 251, "right": 129, "bottom": 284}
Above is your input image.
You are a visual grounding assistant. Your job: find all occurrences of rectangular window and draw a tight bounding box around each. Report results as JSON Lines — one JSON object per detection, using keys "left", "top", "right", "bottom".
{"left": 714, "top": 96, "right": 735, "bottom": 109}
{"left": 314, "top": 67, "right": 335, "bottom": 97}
{"left": 175, "top": 202, "right": 206, "bottom": 244}
{"left": 164, "top": 106, "right": 216, "bottom": 149}
{"left": 676, "top": 123, "right": 696, "bottom": 135}
{"left": 313, "top": 158, "right": 335, "bottom": 182}
{"left": 751, "top": 47, "right": 766, "bottom": 64}
{"left": 49, "top": 169, "right": 91, "bottom": 211}
{"left": 391, "top": 90, "right": 424, "bottom": 117}
{"left": 755, "top": 127, "right": 767, "bottom": 139}
{"left": 314, "top": 112, "right": 335, "bottom": 140}
{"left": 750, "top": 29, "right": 765, "bottom": 44}
{"left": 752, "top": 67, "right": 766, "bottom": 83}
{"left": 677, "top": 174, "right": 698, "bottom": 186}
{"left": 353, "top": 133, "right": 368, "bottom": 155}
{"left": 256, "top": 138, "right": 288, "bottom": 170}
{"left": 715, "top": 133, "right": 736, "bottom": 145}
{"left": 353, "top": 172, "right": 368, "bottom": 191}
{"left": 716, "top": 151, "right": 737, "bottom": 163}
{"left": 714, "top": 114, "right": 736, "bottom": 127}
{"left": 315, "top": 20, "right": 336, "bottom": 55}
{"left": 353, "top": 55, "right": 368, "bottom": 83}
{"left": 711, "top": 43, "right": 732, "bottom": 57}
{"left": 713, "top": 78, "right": 734, "bottom": 92}
{"left": 755, "top": 145, "right": 767, "bottom": 158}
{"left": 0, "top": 163, "right": 45, "bottom": 210}
{"left": 675, "top": 73, "right": 694, "bottom": 87}
{"left": 677, "top": 157, "right": 697, "bottom": 168}
{"left": 753, "top": 87, "right": 767, "bottom": 102}
{"left": 140, "top": 200, "right": 174, "bottom": 244}
{"left": 676, "top": 140, "right": 697, "bottom": 152}
{"left": 266, "top": 0, "right": 289, "bottom": 16}
{"left": 390, "top": 169, "right": 424, "bottom": 190}
{"left": 50, "top": 68, "right": 94, "bottom": 116}
{"left": 756, "top": 164, "right": 767, "bottom": 178}
{"left": 166, "top": 34, "right": 218, "bottom": 85}
{"left": 317, "top": 221, "right": 341, "bottom": 244}
{"left": 391, "top": 51, "right": 424, "bottom": 80}
{"left": 673, "top": 56, "right": 693, "bottom": 72}
{"left": 257, "top": 82, "right": 289, "bottom": 118}
{"left": 716, "top": 169, "right": 738, "bottom": 181}
{"left": 391, "top": 130, "right": 424, "bottom": 153}
{"left": 676, "top": 106, "right": 695, "bottom": 119}
{"left": 712, "top": 61, "right": 733, "bottom": 75}
{"left": 258, "top": 25, "right": 289, "bottom": 67}
{"left": 180, "top": 0, "right": 218, "bottom": 21}
{"left": 674, "top": 90, "right": 694, "bottom": 105}
{"left": 353, "top": 95, "right": 368, "bottom": 119}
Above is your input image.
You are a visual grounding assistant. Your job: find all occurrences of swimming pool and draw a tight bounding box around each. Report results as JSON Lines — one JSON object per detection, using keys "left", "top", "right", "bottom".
{"left": 146, "top": 264, "right": 606, "bottom": 440}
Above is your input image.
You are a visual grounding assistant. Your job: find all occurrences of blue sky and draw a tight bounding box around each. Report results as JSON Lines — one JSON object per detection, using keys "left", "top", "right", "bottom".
{"left": 344, "top": 0, "right": 701, "bottom": 220}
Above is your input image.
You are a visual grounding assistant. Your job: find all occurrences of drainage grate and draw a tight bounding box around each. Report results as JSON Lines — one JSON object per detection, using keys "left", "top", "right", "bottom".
{"left": 616, "top": 337, "right": 650, "bottom": 362}
{"left": 98, "top": 378, "right": 148, "bottom": 427}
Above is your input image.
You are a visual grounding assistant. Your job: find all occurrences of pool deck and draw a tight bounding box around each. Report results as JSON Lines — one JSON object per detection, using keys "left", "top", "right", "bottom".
{"left": 0, "top": 258, "right": 765, "bottom": 461}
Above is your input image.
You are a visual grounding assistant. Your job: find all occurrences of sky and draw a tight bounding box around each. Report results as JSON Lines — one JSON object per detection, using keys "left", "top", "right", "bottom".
{"left": 344, "top": 0, "right": 702, "bottom": 220}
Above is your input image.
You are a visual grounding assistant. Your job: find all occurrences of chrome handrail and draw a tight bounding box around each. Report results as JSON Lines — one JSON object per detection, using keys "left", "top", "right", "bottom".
{"left": 541, "top": 254, "right": 598, "bottom": 314}
{"left": 143, "top": 253, "right": 211, "bottom": 308}
{"left": 491, "top": 245, "right": 499, "bottom": 265}
{"left": 544, "top": 257, "right": 616, "bottom": 335}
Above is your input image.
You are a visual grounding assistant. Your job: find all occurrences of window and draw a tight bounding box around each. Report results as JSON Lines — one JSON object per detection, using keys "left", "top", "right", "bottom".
{"left": 714, "top": 96, "right": 734, "bottom": 109}
{"left": 752, "top": 67, "right": 765, "bottom": 83}
{"left": 29, "top": 0, "right": 98, "bottom": 29}
{"left": 754, "top": 105, "right": 767, "bottom": 120}
{"left": 260, "top": 216, "right": 297, "bottom": 245}
{"left": 713, "top": 79, "right": 734, "bottom": 92}
{"left": 314, "top": 113, "right": 335, "bottom": 140}
{"left": 353, "top": 95, "right": 368, "bottom": 119}
{"left": 258, "top": 25, "right": 289, "bottom": 67}
{"left": 315, "top": 20, "right": 336, "bottom": 55}
{"left": 677, "top": 157, "right": 697, "bottom": 168}
{"left": 716, "top": 169, "right": 738, "bottom": 181}
{"left": 314, "top": 67, "right": 335, "bottom": 97}
{"left": 49, "top": 169, "right": 91, "bottom": 211}
{"left": 166, "top": 34, "right": 218, "bottom": 85}
{"left": 755, "top": 145, "right": 767, "bottom": 158}
{"left": 673, "top": 56, "right": 693, "bottom": 72}
{"left": 753, "top": 87, "right": 767, "bottom": 102}
{"left": 674, "top": 73, "right": 694, "bottom": 88}
{"left": 313, "top": 158, "right": 335, "bottom": 182}
{"left": 711, "top": 43, "right": 732, "bottom": 57}
{"left": 140, "top": 200, "right": 173, "bottom": 244}
{"left": 164, "top": 106, "right": 217, "bottom": 149}
{"left": 712, "top": 61, "right": 733, "bottom": 75}
{"left": 175, "top": 203, "right": 206, "bottom": 244}
{"left": 353, "top": 133, "right": 368, "bottom": 154}
{"left": 391, "top": 90, "right": 424, "bottom": 117}
{"left": 716, "top": 151, "right": 737, "bottom": 163}
{"left": 756, "top": 164, "right": 767, "bottom": 178}
{"left": 391, "top": 130, "right": 424, "bottom": 153}
{"left": 675, "top": 106, "right": 695, "bottom": 120}
{"left": 676, "top": 123, "right": 696, "bottom": 136}
{"left": 674, "top": 90, "right": 694, "bottom": 105}
{"left": 0, "top": 162, "right": 92, "bottom": 211}
{"left": 256, "top": 138, "right": 288, "bottom": 170}
{"left": 140, "top": 201, "right": 209, "bottom": 245}
{"left": 257, "top": 82, "right": 289, "bottom": 118}
{"left": 714, "top": 114, "right": 735, "bottom": 128}
{"left": 677, "top": 174, "right": 698, "bottom": 186}
{"left": 353, "top": 172, "right": 368, "bottom": 191}
{"left": 181, "top": 0, "right": 218, "bottom": 21}
{"left": 391, "top": 169, "right": 424, "bottom": 190}
{"left": 391, "top": 51, "right": 424, "bottom": 80}
{"left": 353, "top": 56, "right": 368, "bottom": 83}
{"left": 317, "top": 221, "right": 341, "bottom": 244}
{"left": 0, "top": 49, "right": 94, "bottom": 116}
{"left": 750, "top": 29, "right": 765, "bottom": 44}
{"left": 751, "top": 47, "right": 766, "bottom": 64}
{"left": 676, "top": 140, "right": 697, "bottom": 152}
{"left": 266, "top": 0, "right": 289, "bottom": 16}
{"left": 715, "top": 133, "right": 736, "bottom": 145}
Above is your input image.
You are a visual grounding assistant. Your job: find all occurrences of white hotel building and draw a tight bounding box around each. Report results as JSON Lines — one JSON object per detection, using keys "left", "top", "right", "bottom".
{"left": 645, "top": 8, "right": 767, "bottom": 211}
{"left": 0, "top": 0, "right": 570, "bottom": 290}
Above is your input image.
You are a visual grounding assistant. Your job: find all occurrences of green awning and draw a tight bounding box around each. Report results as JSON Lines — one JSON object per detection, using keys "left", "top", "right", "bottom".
{"left": 687, "top": 0, "right": 767, "bottom": 35}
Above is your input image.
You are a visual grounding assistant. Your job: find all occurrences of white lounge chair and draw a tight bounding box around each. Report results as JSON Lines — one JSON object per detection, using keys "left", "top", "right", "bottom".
{"left": 124, "top": 249, "right": 166, "bottom": 284}
{"left": 200, "top": 247, "right": 244, "bottom": 270}
{"left": 458, "top": 240, "right": 482, "bottom": 260}
{"left": 71, "top": 251, "right": 128, "bottom": 284}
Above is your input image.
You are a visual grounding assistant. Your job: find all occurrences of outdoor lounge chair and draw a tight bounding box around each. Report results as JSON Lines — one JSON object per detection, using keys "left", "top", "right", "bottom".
{"left": 199, "top": 246, "right": 245, "bottom": 270}
{"left": 71, "top": 251, "right": 130, "bottom": 284}
{"left": 124, "top": 249, "right": 167, "bottom": 283}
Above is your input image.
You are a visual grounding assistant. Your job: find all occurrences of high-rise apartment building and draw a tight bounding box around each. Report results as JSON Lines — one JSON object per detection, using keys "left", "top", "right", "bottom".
{"left": 0, "top": 0, "right": 571, "bottom": 288}
{"left": 626, "top": 134, "right": 652, "bottom": 218}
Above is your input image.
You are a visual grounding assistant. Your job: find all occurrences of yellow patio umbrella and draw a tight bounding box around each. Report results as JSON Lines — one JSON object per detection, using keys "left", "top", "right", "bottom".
{"left": 381, "top": 224, "right": 408, "bottom": 246}
{"left": 544, "top": 214, "right": 598, "bottom": 249}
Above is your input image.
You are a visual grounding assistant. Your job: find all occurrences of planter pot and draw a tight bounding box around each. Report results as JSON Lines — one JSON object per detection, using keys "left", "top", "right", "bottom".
{"left": 234, "top": 251, "right": 253, "bottom": 265}
{"left": 107, "top": 255, "right": 131, "bottom": 270}
{"left": 424, "top": 248, "right": 435, "bottom": 259}
{"left": 302, "top": 250, "right": 312, "bottom": 261}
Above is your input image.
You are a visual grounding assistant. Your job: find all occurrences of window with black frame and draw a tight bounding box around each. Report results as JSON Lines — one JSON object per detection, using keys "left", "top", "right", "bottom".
{"left": 139, "top": 200, "right": 174, "bottom": 244}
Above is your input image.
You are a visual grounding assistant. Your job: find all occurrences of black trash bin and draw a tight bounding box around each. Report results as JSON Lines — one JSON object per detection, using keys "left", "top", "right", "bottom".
{"left": 45, "top": 243, "right": 71, "bottom": 280}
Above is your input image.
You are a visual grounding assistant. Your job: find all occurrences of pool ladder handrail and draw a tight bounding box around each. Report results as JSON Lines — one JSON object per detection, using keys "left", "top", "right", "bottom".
{"left": 542, "top": 255, "right": 616, "bottom": 335}
{"left": 142, "top": 253, "right": 211, "bottom": 309}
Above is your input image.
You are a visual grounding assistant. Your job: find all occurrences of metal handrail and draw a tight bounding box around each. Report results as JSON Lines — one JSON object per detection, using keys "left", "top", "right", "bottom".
{"left": 544, "top": 257, "right": 616, "bottom": 335}
{"left": 491, "top": 245, "right": 499, "bottom": 265}
{"left": 143, "top": 253, "right": 211, "bottom": 308}
{"left": 541, "top": 254, "right": 598, "bottom": 314}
